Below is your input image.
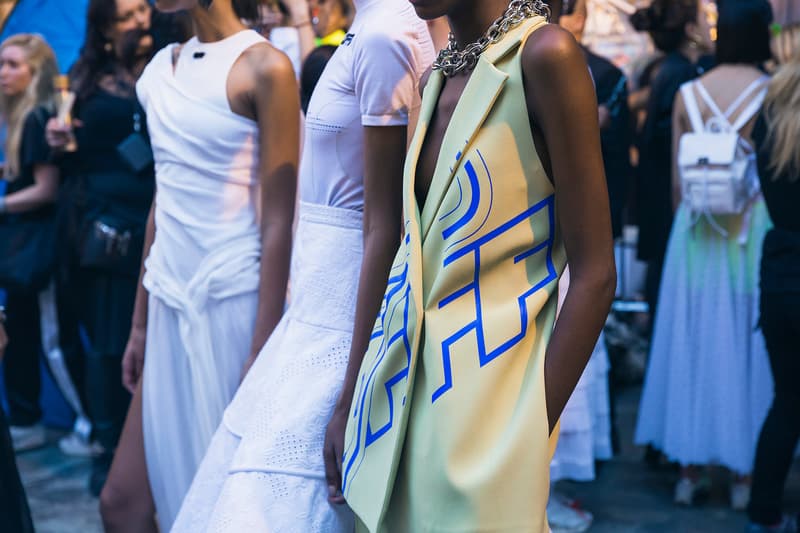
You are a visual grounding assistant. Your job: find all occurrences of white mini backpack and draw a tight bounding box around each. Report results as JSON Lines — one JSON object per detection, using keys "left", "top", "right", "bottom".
{"left": 677, "top": 76, "right": 768, "bottom": 232}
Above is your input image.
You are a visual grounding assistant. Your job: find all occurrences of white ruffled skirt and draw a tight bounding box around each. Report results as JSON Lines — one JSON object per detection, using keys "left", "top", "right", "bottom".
{"left": 172, "top": 202, "right": 362, "bottom": 532}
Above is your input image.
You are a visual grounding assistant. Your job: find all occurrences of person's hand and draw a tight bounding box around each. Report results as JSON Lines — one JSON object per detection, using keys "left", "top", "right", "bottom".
{"left": 45, "top": 117, "right": 81, "bottom": 151}
{"left": 323, "top": 403, "right": 349, "bottom": 505}
{"left": 0, "top": 323, "right": 7, "bottom": 362}
{"left": 122, "top": 324, "right": 146, "bottom": 393}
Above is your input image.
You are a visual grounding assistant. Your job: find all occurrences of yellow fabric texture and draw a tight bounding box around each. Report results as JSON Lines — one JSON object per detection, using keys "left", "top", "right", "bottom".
{"left": 316, "top": 29, "right": 347, "bottom": 47}
{"left": 342, "top": 16, "right": 566, "bottom": 532}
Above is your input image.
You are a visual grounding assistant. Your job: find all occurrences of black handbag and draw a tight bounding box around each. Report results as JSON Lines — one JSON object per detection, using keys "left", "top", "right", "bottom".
{"left": 0, "top": 208, "right": 58, "bottom": 292}
{"left": 78, "top": 212, "right": 144, "bottom": 275}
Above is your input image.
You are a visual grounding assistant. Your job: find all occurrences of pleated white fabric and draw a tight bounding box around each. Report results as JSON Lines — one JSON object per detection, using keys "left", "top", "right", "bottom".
{"left": 635, "top": 202, "right": 774, "bottom": 474}
{"left": 551, "top": 270, "right": 613, "bottom": 482}
{"left": 136, "top": 30, "right": 268, "bottom": 529}
{"left": 172, "top": 203, "right": 362, "bottom": 533}
{"left": 550, "top": 332, "right": 613, "bottom": 482}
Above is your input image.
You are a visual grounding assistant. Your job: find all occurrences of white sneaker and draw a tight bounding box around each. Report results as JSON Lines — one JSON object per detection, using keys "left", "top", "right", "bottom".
{"left": 10, "top": 424, "right": 46, "bottom": 452}
{"left": 58, "top": 432, "right": 104, "bottom": 458}
{"left": 674, "top": 476, "right": 711, "bottom": 506}
{"left": 547, "top": 496, "right": 593, "bottom": 533}
{"left": 731, "top": 482, "right": 751, "bottom": 511}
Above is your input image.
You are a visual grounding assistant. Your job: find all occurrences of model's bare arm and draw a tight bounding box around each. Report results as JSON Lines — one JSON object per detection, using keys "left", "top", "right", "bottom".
{"left": 323, "top": 125, "right": 406, "bottom": 504}
{"left": 243, "top": 47, "right": 299, "bottom": 373}
{"left": 121, "top": 199, "right": 155, "bottom": 393}
{"left": 3, "top": 163, "right": 58, "bottom": 213}
{"left": 523, "top": 25, "right": 616, "bottom": 433}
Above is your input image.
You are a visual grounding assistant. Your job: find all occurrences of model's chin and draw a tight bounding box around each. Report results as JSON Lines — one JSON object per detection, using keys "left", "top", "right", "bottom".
{"left": 408, "top": 0, "right": 446, "bottom": 20}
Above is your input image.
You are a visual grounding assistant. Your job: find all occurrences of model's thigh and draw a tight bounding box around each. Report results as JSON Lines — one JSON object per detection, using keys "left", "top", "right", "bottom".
{"left": 99, "top": 381, "right": 157, "bottom": 533}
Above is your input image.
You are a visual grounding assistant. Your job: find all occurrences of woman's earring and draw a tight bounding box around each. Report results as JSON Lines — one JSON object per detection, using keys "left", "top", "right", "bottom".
{"left": 104, "top": 42, "right": 113, "bottom": 53}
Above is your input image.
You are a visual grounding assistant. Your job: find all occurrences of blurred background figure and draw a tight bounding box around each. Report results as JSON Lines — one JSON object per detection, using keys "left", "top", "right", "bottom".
{"left": 747, "top": 21, "right": 800, "bottom": 533}
{"left": 309, "top": 0, "right": 353, "bottom": 45}
{"left": 250, "top": 0, "right": 316, "bottom": 76}
{"left": 630, "top": 0, "right": 713, "bottom": 323}
{"left": 299, "top": 44, "right": 335, "bottom": 114}
{"left": 45, "top": 0, "right": 157, "bottom": 497}
{"left": 0, "top": 318, "right": 35, "bottom": 533}
{"left": 636, "top": 0, "right": 775, "bottom": 511}
{"left": 770, "top": 0, "right": 798, "bottom": 27}
{"left": 561, "top": 0, "right": 632, "bottom": 241}
{"left": 0, "top": 33, "right": 61, "bottom": 453}
{"left": 582, "top": 0, "right": 653, "bottom": 78}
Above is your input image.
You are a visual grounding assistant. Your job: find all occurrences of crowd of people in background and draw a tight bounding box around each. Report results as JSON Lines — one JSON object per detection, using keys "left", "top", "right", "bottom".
{"left": 0, "top": 0, "right": 798, "bottom": 532}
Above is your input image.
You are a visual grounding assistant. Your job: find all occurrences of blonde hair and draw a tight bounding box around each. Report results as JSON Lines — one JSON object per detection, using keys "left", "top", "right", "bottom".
{"left": 772, "top": 22, "right": 800, "bottom": 65}
{"left": 0, "top": 34, "right": 58, "bottom": 180}
{"left": 763, "top": 23, "right": 800, "bottom": 180}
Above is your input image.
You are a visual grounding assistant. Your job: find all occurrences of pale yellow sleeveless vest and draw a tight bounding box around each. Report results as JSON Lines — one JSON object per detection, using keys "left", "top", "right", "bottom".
{"left": 343, "top": 16, "right": 566, "bottom": 532}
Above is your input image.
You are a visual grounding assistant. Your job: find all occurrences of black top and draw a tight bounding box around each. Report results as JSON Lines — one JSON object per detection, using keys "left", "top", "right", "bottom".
{"left": 753, "top": 113, "right": 800, "bottom": 233}
{"left": 636, "top": 51, "right": 706, "bottom": 261}
{"left": 585, "top": 47, "right": 631, "bottom": 240}
{"left": 7, "top": 108, "right": 51, "bottom": 195}
{"left": 753, "top": 111, "right": 800, "bottom": 293}
{"left": 62, "top": 89, "right": 155, "bottom": 226}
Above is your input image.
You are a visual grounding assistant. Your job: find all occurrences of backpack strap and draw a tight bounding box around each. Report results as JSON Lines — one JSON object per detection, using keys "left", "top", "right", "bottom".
{"left": 694, "top": 81, "right": 731, "bottom": 129}
{"left": 680, "top": 82, "right": 705, "bottom": 133}
{"left": 723, "top": 76, "right": 769, "bottom": 119}
{"left": 730, "top": 81, "right": 769, "bottom": 133}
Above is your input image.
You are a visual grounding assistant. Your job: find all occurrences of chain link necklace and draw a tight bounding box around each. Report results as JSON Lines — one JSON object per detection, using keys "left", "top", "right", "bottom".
{"left": 432, "top": 0, "right": 550, "bottom": 78}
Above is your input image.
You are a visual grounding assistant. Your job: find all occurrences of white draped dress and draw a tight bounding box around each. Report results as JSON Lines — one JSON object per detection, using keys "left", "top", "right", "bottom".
{"left": 172, "top": 1, "right": 434, "bottom": 531}
{"left": 136, "top": 30, "right": 268, "bottom": 530}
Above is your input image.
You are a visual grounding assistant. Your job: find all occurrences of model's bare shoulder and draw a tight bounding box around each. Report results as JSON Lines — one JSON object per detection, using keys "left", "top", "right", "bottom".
{"left": 520, "top": 23, "right": 592, "bottom": 122}
{"left": 242, "top": 41, "right": 296, "bottom": 86}
{"left": 520, "top": 23, "right": 586, "bottom": 87}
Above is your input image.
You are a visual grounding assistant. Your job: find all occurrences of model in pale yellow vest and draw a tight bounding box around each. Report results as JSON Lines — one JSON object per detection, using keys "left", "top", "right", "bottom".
{"left": 335, "top": 2, "right": 617, "bottom": 531}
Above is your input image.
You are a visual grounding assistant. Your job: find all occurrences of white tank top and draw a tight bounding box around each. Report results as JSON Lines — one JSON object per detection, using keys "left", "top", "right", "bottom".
{"left": 137, "top": 29, "right": 267, "bottom": 287}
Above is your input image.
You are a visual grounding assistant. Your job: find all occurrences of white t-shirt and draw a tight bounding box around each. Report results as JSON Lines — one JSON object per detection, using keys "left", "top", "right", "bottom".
{"left": 269, "top": 27, "right": 302, "bottom": 77}
{"left": 299, "top": 0, "right": 435, "bottom": 211}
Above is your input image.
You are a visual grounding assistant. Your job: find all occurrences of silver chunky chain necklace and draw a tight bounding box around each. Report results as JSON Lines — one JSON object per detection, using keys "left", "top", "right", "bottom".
{"left": 432, "top": 0, "right": 550, "bottom": 78}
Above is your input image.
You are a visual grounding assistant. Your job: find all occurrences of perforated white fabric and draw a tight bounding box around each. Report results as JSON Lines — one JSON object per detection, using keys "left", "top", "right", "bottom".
{"left": 171, "top": 204, "right": 362, "bottom": 532}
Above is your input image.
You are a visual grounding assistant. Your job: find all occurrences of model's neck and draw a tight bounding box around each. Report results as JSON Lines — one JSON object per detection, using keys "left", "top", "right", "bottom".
{"left": 447, "top": 0, "right": 509, "bottom": 49}
{"left": 190, "top": 3, "right": 247, "bottom": 43}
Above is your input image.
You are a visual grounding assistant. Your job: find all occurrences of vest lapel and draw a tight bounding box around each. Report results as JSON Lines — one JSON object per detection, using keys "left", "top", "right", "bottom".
{"left": 418, "top": 16, "right": 548, "bottom": 242}
{"left": 404, "top": 70, "right": 444, "bottom": 230}
{"left": 419, "top": 57, "right": 509, "bottom": 241}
